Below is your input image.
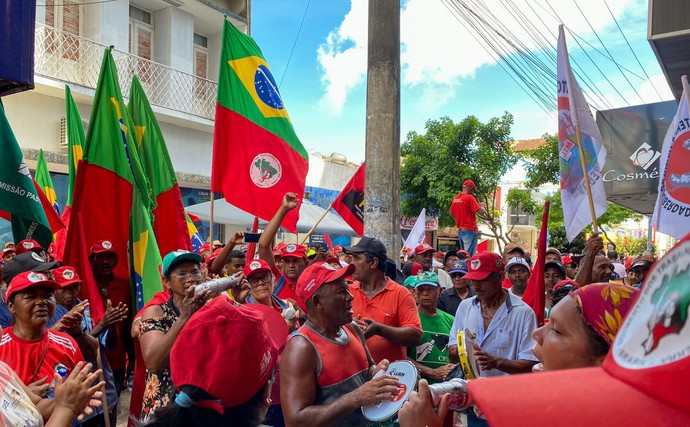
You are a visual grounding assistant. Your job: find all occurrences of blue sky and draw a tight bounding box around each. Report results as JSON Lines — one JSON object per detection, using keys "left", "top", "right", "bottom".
{"left": 250, "top": 0, "right": 674, "bottom": 164}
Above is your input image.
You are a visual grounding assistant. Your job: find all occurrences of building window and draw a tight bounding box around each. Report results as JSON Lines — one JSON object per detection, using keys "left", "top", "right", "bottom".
{"left": 129, "top": 5, "right": 154, "bottom": 81}
{"left": 44, "top": 0, "right": 81, "bottom": 60}
{"left": 194, "top": 33, "right": 208, "bottom": 49}
{"left": 509, "top": 191, "right": 534, "bottom": 226}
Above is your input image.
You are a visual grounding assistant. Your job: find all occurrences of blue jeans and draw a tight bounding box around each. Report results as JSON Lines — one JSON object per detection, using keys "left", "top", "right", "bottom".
{"left": 458, "top": 229, "right": 478, "bottom": 256}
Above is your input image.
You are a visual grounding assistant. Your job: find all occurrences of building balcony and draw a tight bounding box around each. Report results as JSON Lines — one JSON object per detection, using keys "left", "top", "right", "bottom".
{"left": 34, "top": 22, "right": 217, "bottom": 120}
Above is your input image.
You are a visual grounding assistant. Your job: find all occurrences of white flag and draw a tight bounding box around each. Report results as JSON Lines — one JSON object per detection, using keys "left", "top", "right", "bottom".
{"left": 404, "top": 208, "right": 426, "bottom": 251}
{"left": 652, "top": 75, "right": 690, "bottom": 239}
{"left": 557, "top": 25, "right": 608, "bottom": 242}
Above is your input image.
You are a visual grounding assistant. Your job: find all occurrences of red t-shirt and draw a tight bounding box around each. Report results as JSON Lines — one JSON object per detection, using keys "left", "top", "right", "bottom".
{"left": 350, "top": 278, "right": 422, "bottom": 363}
{"left": 0, "top": 327, "right": 84, "bottom": 385}
{"left": 450, "top": 193, "right": 481, "bottom": 231}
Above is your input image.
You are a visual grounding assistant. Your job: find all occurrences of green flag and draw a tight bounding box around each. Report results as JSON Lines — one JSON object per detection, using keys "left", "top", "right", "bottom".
{"left": 130, "top": 189, "right": 163, "bottom": 310}
{"left": 65, "top": 85, "right": 85, "bottom": 207}
{"left": 35, "top": 149, "right": 60, "bottom": 215}
{"left": 0, "top": 102, "right": 54, "bottom": 248}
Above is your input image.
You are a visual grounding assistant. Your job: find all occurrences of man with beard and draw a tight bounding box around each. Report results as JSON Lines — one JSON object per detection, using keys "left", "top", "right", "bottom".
{"left": 575, "top": 234, "right": 614, "bottom": 286}
{"left": 259, "top": 193, "right": 309, "bottom": 312}
{"left": 347, "top": 237, "right": 422, "bottom": 363}
{"left": 414, "top": 243, "right": 435, "bottom": 272}
{"left": 281, "top": 262, "right": 400, "bottom": 427}
{"left": 505, "top": 257, "right": 530, "bottom": 299}
{"left": 89, "top": 240, "right": 131, "bottom": 397}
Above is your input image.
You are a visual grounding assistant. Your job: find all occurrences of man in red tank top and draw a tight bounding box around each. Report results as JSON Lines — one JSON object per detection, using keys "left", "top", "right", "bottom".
{"left": 280, "top": 262, "right": 400, "bottom": 427}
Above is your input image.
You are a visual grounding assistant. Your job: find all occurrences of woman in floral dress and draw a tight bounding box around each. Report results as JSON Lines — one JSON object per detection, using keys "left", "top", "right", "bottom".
{"left": 138, "top": 250, "right": 211, "bottom": 422}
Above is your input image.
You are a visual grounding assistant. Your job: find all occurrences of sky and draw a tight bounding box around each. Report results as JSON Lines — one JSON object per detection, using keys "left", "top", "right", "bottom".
{"left": 250, "top": 0, "right": 674, "bottom": 165}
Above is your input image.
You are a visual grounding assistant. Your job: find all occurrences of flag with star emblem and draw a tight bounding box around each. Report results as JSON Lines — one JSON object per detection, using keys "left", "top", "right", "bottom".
{"left": 128, "top": 75, "right": 191, "bottom": 256}
{"left": 212, "top": 19, "right": 309, "bottom": 233}
{"left": 35, "top": 149, "right": 59, "bottom": 215}
{"left": 64, "top": 48, "right": 152, "bottom": 296}
{"left": 130, "top": 189, "right": 164, "bottom": 310}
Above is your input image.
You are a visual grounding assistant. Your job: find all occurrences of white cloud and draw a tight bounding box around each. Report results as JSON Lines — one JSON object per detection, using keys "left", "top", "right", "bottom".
{"left": 317, "top": 0, "right": 643, "bottom": 114}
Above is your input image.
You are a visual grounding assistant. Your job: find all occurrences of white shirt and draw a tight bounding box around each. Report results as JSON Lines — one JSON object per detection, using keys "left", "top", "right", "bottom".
{"left": 449, "top": 291, "right": 538, "bottom": 377}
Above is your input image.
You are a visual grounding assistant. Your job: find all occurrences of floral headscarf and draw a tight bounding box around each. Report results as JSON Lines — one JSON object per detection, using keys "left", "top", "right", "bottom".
{"left": 572, "top": 283, "right": 640, "bottom": 345}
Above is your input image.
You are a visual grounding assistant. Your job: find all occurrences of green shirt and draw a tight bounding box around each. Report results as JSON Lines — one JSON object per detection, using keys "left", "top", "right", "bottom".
{"left": 407, "top": 309, "right": 454, "bottom": 382}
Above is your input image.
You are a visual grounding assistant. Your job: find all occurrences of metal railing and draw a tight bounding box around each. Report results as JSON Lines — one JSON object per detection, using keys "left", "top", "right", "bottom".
{"left": 34, "top": 23, "right": 217, "bottom": 120}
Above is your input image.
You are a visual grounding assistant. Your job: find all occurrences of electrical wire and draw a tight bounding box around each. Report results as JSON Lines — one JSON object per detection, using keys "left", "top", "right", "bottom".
{"left": 279, "top": 0, "right": 311, "bottom": 89}
{"left": 601, "top": 0, "right": 664, "bottom": 101}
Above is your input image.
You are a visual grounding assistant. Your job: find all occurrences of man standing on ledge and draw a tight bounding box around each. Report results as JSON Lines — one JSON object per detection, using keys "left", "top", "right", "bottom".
{"left": 450, "top": 180, "right": 486, "bottom": 256}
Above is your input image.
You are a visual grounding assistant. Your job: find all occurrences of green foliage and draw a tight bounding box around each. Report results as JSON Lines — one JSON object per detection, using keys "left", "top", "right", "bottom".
{"left": 520, "top": 133, "right": 560, "bottom": 188}
{"left": 400, "top": 113, "right": 517, "bottom": 228}
{"left": 548, "top": 226, "right": 586, "bottom": 254}
{"left": 614, "top": 235, "right": 657, "bottom": 257}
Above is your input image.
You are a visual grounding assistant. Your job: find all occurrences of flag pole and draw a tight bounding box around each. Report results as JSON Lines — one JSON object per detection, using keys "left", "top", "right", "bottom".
{"left": 574, "top": 125, "right": 599, "bottom": 232}
{"left": 300, "top": 201, "right": 334, "bottom": 245}
{"left": 209, "top": 193, "right": 215, "bottom": 242}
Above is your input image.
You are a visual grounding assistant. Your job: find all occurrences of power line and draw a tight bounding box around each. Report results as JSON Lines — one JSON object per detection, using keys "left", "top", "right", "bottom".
{"left": 279, "top": 0, "right": 311, "bottom": 89}
{"left": 601, "top": 0, "right": 664, "bottom": 101}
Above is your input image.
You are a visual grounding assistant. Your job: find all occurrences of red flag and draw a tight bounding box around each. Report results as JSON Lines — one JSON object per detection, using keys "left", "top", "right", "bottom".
{"left": 523, "top": 201, "right": 550, "bottom": 326}
{"left": 324, "top": 234, "right": 334, "bottom": 253}
{"left": 63, "top": 212, "right": 105, "bottom": 324}
{"left": 332, "top": 162, "right": 365, "bottom": 236}
{"left": 52, "top": 206, "right": 71, "bottom": 261}
{"left": 245, "top": 216, "right": 259, "bottom": 260}
{"left": 32, "top": 179, "right": 65, "bottom": 233}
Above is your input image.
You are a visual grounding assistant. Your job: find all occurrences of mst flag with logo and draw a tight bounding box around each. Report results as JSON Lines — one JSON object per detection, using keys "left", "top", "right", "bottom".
{"left": 129, "top": 75, "right": 191, "bottom": 255}
{"left": 652, "top": 75, "right": 690, "bottom": 239}
{"left": 331, "top": 162, "right": 365, "bottom": 236}
{"left": 212, "top": 19, "right": 308, "bottom": 233}
{"left": 557, "top": 25, "right": 607, "bottom": 241}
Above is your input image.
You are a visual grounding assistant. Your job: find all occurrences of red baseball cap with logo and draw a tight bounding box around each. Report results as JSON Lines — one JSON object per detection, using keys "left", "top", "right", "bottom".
{"left": 462, "top": 180, "right": 476, "bottom": 188}
{"left": 15, "top": 239, "right": 44, "bottom": 255}
{"left": 281, "top": 243, "right": 307, "bottom": 260}
{"left": 6, "top": 271, "right": 61, "bottom": 300}
{"left": 297, "top": 262, "right": 355, "bottom": 304}
{"left": 90, "top": 240, "right": 116, "bottom": 255}
{"left": 414, "top": 243, "right": 435, "bottom": 255}
{"left": 170, "top": 297, "right": 287, "bottom": 412}
{"left": 463, "top": 252, "right": 505, "bottom": 281}
{"left": 468, "top": 232, "right": 690, "bottom": 426}
{"left": 51, "top": 266, "right": 82, "bottom": 287}
{"left": 243, "top": 259, "right": 272, "bottom": 278}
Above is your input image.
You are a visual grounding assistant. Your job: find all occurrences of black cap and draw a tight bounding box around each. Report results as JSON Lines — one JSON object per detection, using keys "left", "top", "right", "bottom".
{"left": 344, "top": 236, "right": 387, "bottom": 259}
{"left": 2, "top": 252, "right": 59, "bottom": 283}
{"left": 385, "top": 258, "right": 405, "bottom": 285}
{"left": 443, "top": 250, "right": 458, "bottom": 267}
{"left": 544, "top": 260, "right": 566, "bottom": 276}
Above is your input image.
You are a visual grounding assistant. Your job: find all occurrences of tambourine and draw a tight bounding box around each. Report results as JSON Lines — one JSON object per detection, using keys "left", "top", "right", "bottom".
{"left": 361, "top": 360, "right": 418, "bottom": 425}
{"left": 457, "top": 328, "right": 481, "bottom": 379}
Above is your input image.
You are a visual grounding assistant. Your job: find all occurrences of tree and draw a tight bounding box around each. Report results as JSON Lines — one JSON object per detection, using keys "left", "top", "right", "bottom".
{"left": 614, "top": 235, "right": 657, "bottom": 258}
{"left": 400, "top": 113, "right": 518, "bottom": 251}
{"left": 519, "top": 133, "right": 643, "bottom": 248}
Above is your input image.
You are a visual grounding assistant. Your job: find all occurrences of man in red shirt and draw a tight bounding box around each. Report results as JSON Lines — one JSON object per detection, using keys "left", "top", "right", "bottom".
{"left": 450, "top": 180, "right": 486, "bottom": 256}
{"left": 347, "top": 237, "right": 422, "bottom": 363}
{"left": 0, "top": 271, "right": 84, "bottom": 388}
{"left": 259, "top": 193, "right": 308, "bottom": 312}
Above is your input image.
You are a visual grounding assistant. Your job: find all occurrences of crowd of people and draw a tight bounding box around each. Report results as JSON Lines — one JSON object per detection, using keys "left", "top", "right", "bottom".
{"left": 0, "top": 190, "right": 685, "bottom": 427}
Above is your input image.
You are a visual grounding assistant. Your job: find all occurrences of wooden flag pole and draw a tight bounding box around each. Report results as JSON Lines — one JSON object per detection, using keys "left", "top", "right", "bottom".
{"left": 300, "top": 202, "right": 334, "bottom": 245}
{"left": 574, "top": 124, "right": 599, "bottom": 232}
{"left": 96, "top": 346, "right": 111, "bottom": 427}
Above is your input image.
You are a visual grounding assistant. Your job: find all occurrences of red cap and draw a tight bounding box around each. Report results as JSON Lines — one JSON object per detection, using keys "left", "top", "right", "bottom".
{"left": 170, "top": 297, "right": 287, "bottom": 411}
{"left": 414, "top": 243, "right": 435, "bottom": 255}
{"left": 1, "top": 248, "right": 15, "bottom": 257}
{"left": 624, "top": 256, "right": 633, "bottom": 270}
{"left": 281, "top": 243, "right": 307, "bottom": 260}
{"left": 198, "top": 243, "right": 211, "bottom": 254}
{"left": 206, "top": 248, "right": 223, "bottom": 265}
{"left": 562, "top": 255, "right": 573, "bottom": 265}
{"left": 15, "top": 239, "right": 44, "bottom": 255}
{"left": 6, "top": 271, "right": 60, "bottom": 300}
{"left": 243, "top": 259, "right": 272, "bottom": 278}
{"left": 467, "top": 231, "right": 690, "bottom": 426}
{"left": 325, "top": 256, "right": 339, "bottom": 265}
{"left": 462, "top": 180, "right": 476, "bottom": 188}
{"left": 51, "top": 266, "right": 81, "bottom": 287}
{"left": 410, "top": 262, "right": 423, "bottom": 276}
{"left": 333, "top": 245, "right": 343, "bottom": 255}
{"left": 90, "top": 240, "right": 116, "bottom": 255}
{"left": 463, "top": 252, "right": 505, "bottom": 281}
{"left": 297, "top": 262, "right": 355, "bottom": 304}
{"left": 552, "top": 278, "right": 580, "bottom": 293}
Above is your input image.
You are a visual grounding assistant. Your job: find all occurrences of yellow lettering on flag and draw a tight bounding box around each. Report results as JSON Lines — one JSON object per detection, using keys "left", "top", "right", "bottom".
{"left": 227, "top": 56, "right": 291, "bottom": 121}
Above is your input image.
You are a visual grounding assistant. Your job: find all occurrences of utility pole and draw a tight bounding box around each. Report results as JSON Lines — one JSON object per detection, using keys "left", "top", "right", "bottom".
{"left": 364, "top": 0, "right": 401, "bottom": 257}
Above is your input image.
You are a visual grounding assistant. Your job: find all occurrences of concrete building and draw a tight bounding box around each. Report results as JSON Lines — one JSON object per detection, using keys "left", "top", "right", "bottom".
{"left": 1, "top": 0, "right": 248, "bottom": 242}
